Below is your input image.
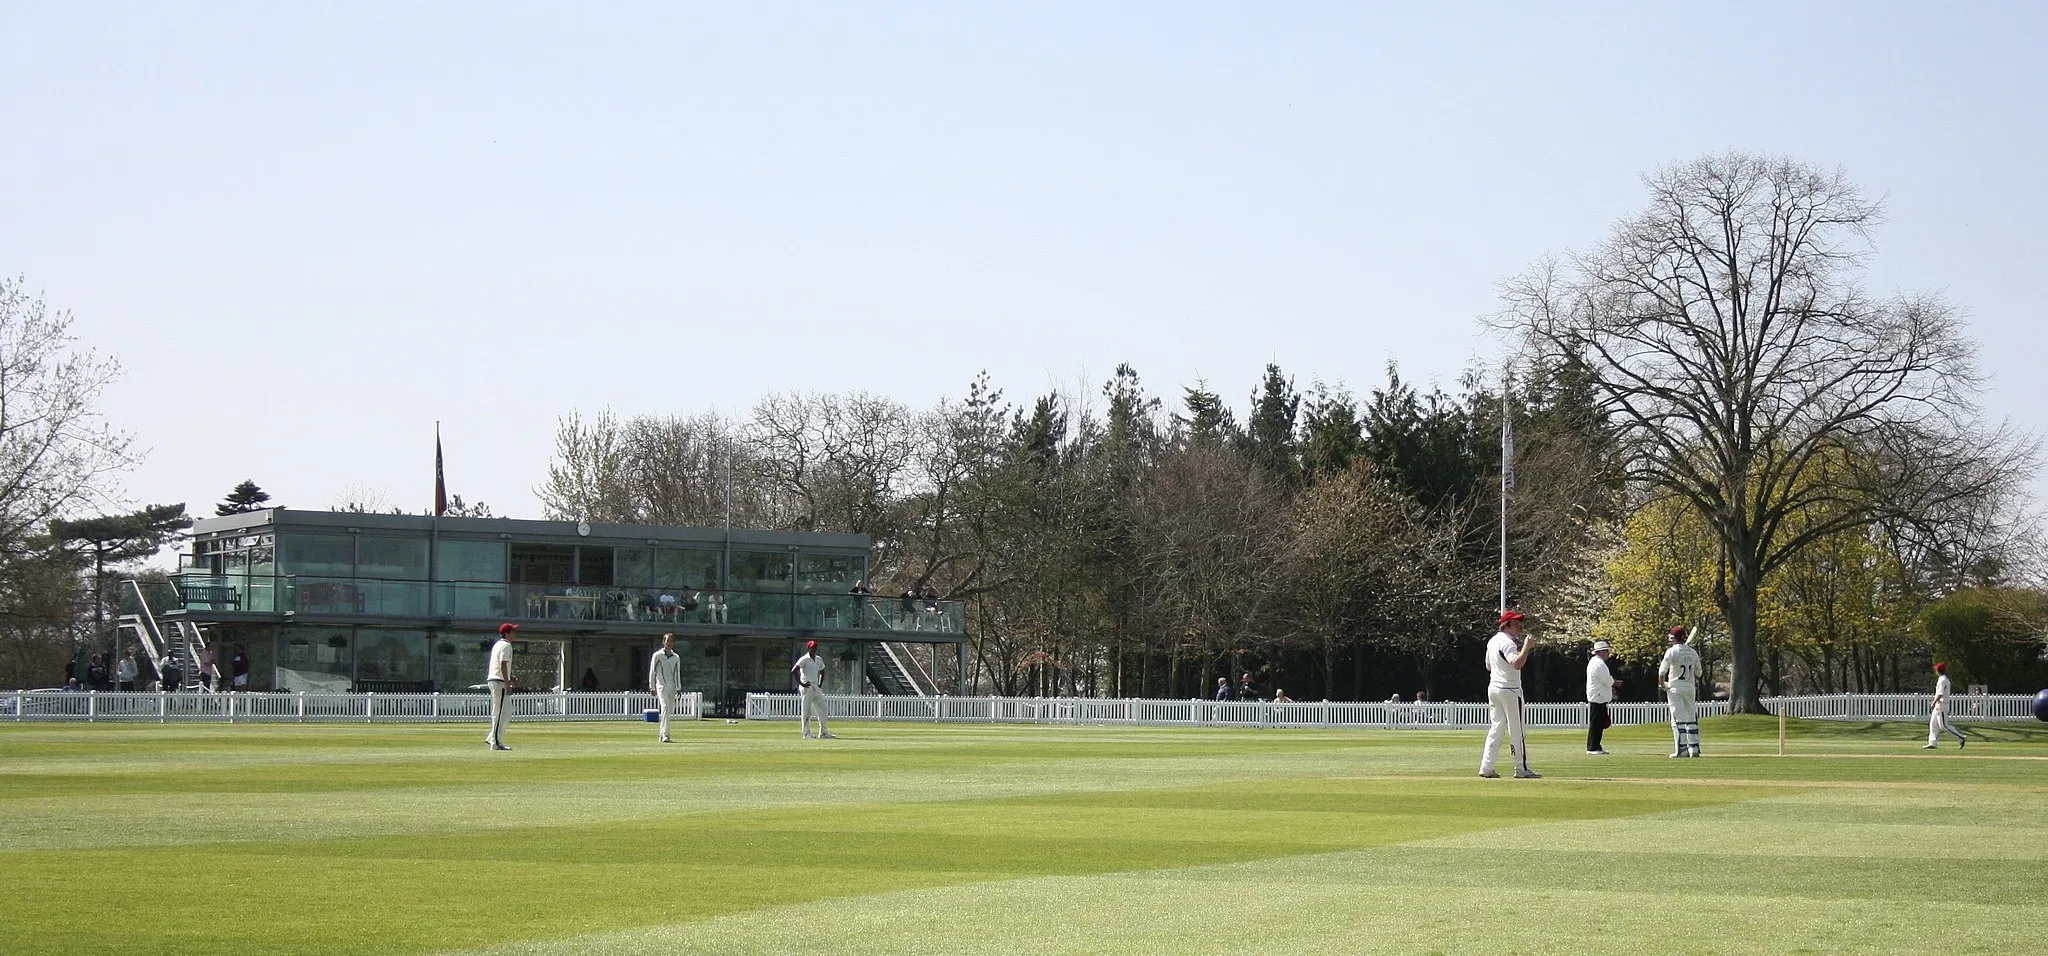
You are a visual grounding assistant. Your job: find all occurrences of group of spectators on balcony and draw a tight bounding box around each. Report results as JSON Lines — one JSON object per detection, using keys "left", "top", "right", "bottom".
{"left": 847, "top": 580, "right": 949, "bottom": 630}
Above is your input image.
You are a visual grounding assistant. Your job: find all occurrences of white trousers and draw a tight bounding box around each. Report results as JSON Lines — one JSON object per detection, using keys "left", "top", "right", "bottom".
{"left": 1481, "top": 687, "right": 1527, "bottom": 774}
{"left": 486, "top": 679, "right": 510, "bottom": 746}
{"left": 800, "top": 685, "right": 829, "bottom": 737}
{"left": 655, "top": 684, "right": 678, "bottom": 739}
{"left": 1668, "top": 685, "right": 1699, "bottom": 752}
{"left": 1928, "top": 702, "right": 1965, "bottom": 745}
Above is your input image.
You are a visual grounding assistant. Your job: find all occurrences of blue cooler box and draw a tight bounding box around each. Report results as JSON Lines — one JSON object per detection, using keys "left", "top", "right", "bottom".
{"left": 643, "top": 709, "right": 660, "bottom": 722}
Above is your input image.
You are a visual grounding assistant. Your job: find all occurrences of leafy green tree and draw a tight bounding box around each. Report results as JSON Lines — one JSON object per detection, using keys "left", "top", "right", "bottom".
{"left": 1920, "top": 588, "right": 2048, "bottom": 693}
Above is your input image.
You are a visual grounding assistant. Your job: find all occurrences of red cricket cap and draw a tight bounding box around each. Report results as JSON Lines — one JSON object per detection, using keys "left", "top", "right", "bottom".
{"left": 1499, "top": 610, "right": 1525, "bottom": 625}
{"left": 1934, "top": 661, "right": 1947, "bottom": 673}
{"left": 1668, "top": 625, "right": 1688, "bottom": 638}
{"left": 499, "top": 623, "right": 519, "bottom": 635}
{"left": 806, "top": 640, "right": 817, "bottom": 650}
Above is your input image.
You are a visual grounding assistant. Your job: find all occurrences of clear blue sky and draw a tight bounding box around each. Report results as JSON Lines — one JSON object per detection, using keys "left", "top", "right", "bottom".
{"left": 4, "top": 2, "right": 2044, "bottom": 521}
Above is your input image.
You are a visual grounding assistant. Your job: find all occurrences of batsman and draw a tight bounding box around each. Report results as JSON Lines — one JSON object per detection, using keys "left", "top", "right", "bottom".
{"left": 1659, "top": 625, "right": 1703, "bottom": 757}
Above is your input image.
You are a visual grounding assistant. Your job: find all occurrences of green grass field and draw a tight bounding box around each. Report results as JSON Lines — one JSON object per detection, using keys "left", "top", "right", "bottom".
{"left": 3, "top": 715, "right": 2044, "bottom": 955}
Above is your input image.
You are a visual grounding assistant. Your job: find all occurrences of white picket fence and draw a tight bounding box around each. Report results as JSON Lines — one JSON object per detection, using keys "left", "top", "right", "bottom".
{"left": 5, "top": 689, "right": 2033, "bottom": 728}
{"left": 745, "top": 692, "right": 2043, "bottom": 729}
{"left": 1, "top": 690, "right": 701, "bottom": 724}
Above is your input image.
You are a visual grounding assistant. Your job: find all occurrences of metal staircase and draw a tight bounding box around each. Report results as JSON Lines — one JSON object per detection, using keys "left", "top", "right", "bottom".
{"left": 864, "top": 642, "right": 936, "bottom": 697}
{"left": 117, "top": 580, "right": 212, "bottom": 691}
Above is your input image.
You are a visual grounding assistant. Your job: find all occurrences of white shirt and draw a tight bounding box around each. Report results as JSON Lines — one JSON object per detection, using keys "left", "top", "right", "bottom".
{"left": 1586, "top": 655, "right": 1616, "bottom": 704}
{"left": 1484, "top": 632, "right": 1523, "bottom": 691}
{"left": 1933, "top": 673, "right": 1951, "bottom": 704}
{"left": 793, "top": 652, "right": 824, "bottom": 690}
{"left": 1659, "top": 644, "right": 1702, "bottom": 690}
{"left": 648, "top": 649, "right": 682, "bottom": 692}
{"left": 117, "top": 657, "right": 138, "bottom": 682}
{"left": 486, "top": 638, "right": 515, "bottom": 682}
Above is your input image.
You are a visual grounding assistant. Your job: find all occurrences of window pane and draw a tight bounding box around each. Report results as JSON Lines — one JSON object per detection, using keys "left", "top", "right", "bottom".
{"left": 358, "top": 537, "right": 429, "bottom": 581}
{"left": 653, "top": 548, "right": 720, "bottom": 589}
{"left": 276, "top": 628, "right": 352, "bottom": 692}
{"left": 355, "top": 630, "right": 429, "bottom": 684}
{"left": 434, "top": 540, "right": 506, "bottom": 582}
{"left": 279, "top": 535, "right": 354, "bottom": 577}
{"left": 435, "top": 634, "right": 495, "bottom": 691}
{"left": 616, "top": 548, "right": 651, "bottom": 587}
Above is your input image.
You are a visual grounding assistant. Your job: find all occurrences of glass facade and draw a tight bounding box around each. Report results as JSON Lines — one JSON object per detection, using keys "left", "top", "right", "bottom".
{"left": 172, "top": 514, "right": 953, "bottom": 696}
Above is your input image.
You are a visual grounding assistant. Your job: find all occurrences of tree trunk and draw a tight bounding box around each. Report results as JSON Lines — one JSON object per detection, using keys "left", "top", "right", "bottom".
{"left": 1725, "top": 557, "right": 1765, "bottom": 713}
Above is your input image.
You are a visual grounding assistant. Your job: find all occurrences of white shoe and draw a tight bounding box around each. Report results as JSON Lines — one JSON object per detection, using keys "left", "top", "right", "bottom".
{"left": 1514, "top": 769, "right": 1542, "bottom": 779}
{"left": 1587, "top": 749, "right": 1609, "bottom": 755}
{"left": 1670, "top": 752, "right": 1687, "bottom": 758}
{"left": 820, "top": 732, "right": 837, "bottom": 739}
{"left": 660, "top": 737, "right": 672, "bottom": 743}
{"left": 1922, "top": 743, "right": 1937, "bottom": 749}
{"left": 802, "top": 732, "right": 814, "bottom": 739}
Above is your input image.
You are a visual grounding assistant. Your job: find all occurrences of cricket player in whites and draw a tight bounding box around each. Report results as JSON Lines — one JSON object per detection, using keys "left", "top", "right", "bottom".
{"left": 1658, "top": 626, "right": 1703, "bottom": 757}
{"left": 1924, "top": 661, "right": 1966, "bottom": 749}
{"left": 485, "top": 623, "right": 518, "bottom": 751}
{"left": 648, "top": 633, "right": 684, "bottom": 743}
{"left": 1480, "top": 610, "right": 1540, "bottom": 779}
{"left": 792, "top": 640, "right": 834, "bottom": 739}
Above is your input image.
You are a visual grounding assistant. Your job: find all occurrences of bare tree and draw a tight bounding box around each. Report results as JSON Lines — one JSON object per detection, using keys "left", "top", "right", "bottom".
{"left": 535, "top": 410, "right": 629, "bottom": 521}
{"left": 1497, "top": 154, "right": 2029, "bottom": 711}
{"left": 0, "top": 278, "right": 134, "bottom": 553}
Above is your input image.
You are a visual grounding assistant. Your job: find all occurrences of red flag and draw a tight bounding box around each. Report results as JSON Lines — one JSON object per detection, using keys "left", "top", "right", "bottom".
{"left": 434, "top": 433, "right": 448, "bottom": 516}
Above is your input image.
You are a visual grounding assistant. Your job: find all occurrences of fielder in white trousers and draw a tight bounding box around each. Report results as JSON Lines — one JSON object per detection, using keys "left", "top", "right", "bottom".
{"left": 1481, "top": 687, "right": 1531, "bottom": 777}
{"left": 1926, "top": 666, "right": 1966, "bottom": 749}
{"left": 801, "top": 685, "right": 831, "bottom": 738}
{"left": 486, "top": 679, "right": 511, "bottom": 748}
{"left": 649, "top": 636, "right": 684, "bottom": 743}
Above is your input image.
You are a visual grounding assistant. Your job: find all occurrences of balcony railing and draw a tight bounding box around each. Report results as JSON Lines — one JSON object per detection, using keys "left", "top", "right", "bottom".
{"left": 169, "top": 574, "right": 965, "bottom": 633}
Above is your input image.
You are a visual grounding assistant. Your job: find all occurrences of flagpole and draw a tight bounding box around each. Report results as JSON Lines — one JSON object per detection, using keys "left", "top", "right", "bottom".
{"left": 430, "top": 422, "right": 441, "bottom": 618}
{"left": 1499, "top": 369, "right": 1510, "bottom": 614}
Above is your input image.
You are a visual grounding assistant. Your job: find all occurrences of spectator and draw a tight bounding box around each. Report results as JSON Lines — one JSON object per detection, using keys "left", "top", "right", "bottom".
{"left": 681, "top": 590, "right": 701, "bottom": 618}
{"left": 1214, "top": 677, "right": 1233, "bottom": 701}
{"left": 850, "top": 580, "right": 873, "bottom": 627}
{"left": 901, "top": 587, "right": 920, "bottom": 631}
{"left": 160, "top": 655, "right": 184, "bottom": 693}
{"left": 581, "top": 667, "right": 600, "bottom": 692}
{"left": 231, "top": 646, "right": 250, "bottom": 692}
{"left": 1272, "top": 688, "right": 1294, "bottom": 703}
{"left": 705, "top": 590, "right": 726, "bottom": 624}
{"left": 63, "top": 677, "right": 83, "bottom": 692}
{"left": 922, "top": 586, "right": 942, "bottom": 629}
{"left": 117, "top": 652, "right": 138, "bottom": 691}
{"left": 1238, "top": 672, "right": 1259, "bottom": 702}
{"left": 86, "top": 654, "right": 110, "bottom": 692}
{"left": 202, "top": 645, "right": 223, "bottom": 692}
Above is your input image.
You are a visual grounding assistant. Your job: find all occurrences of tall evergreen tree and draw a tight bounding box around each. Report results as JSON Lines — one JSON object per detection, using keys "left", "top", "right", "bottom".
{"left": 1242, "top": 364, "right": 1301, "bottom": 485}
{"left": 1176, "top": 382, "right": 1238, "bottom": 448}
{"left": 50, "top": 503, "right": 194, "bottom": 654}
{"left": 216, "top": 480, "right": 272, "bottom": 516}
{"left": 1300, "top": 385, "right": 1365, "bottom": 482}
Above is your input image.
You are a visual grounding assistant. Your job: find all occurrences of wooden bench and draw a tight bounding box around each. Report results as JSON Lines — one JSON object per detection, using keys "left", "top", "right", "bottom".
{"left": 180, "top": 584, "right": 242, "bottom": 609}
